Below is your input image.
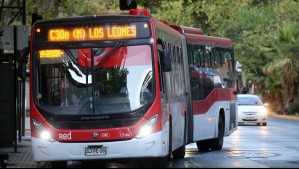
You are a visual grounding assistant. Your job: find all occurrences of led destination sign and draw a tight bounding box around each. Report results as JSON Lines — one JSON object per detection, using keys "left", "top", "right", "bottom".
{"left": 34, "top": 22, "right": 150, "bottom": 42}
{"left": 48, "top": 25, "right": 137, "bottom": 41}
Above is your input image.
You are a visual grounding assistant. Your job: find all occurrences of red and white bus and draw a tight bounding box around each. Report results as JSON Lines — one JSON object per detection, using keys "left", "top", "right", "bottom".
{"left": 30, "top": 9, "right": 187, "bottom": 167}
{"left": 171, "top": 25, "right": 238, "bottom": 150}
{"left": 30, "top": 8, "right": 238, "bottom": 167}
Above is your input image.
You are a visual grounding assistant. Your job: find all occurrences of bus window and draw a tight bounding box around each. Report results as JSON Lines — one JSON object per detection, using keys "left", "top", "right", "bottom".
{"left": 214, "top": 51, "right": 222, "bottom": 69}
{"left": 35, "top": 45, "right": 154, "bottom": 114}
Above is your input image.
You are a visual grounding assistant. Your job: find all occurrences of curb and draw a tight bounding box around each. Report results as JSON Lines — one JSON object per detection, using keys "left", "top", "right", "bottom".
{"left": 269, "top": 113, "right": 299, "bottom": 121}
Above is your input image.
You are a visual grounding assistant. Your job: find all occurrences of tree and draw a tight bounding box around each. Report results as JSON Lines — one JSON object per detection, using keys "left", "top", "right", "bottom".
{"left": 0, "top": 0, "right": 25, "bottom": 34}
{"left": 220, "top": 4, "right": 277, "bottom": 91}
{"left": 2, "top": 0, "right": 298, "bottom": 114}
{"left": 26, "top": 0, "right": 121, "bottom": 19}
{"left": 263, "top": 23, "right": 299, "bottom": 114}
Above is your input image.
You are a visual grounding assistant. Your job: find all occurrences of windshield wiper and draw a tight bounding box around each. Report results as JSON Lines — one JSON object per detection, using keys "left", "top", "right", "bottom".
{"left": 95, "top": 41, "right": 124, "bottom": 69}
{"left": 60, "top": 42, "right": 124, "bottom": 69}
{"left": 61, "top": 44, "right": 77, "bottom": 64}
{"left": 60, "top": 44, "right": 93, "bottom": 84}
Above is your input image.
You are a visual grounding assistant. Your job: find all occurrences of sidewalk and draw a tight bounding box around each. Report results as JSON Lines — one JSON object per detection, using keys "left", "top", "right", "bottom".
{"left": 269, "top": 112, "right": 299, "bottom": 121}
{"left": 0, "top": 141, "right": 44, "bottom": 168}
{"left": 0, "top": 117, "right": 45, "bottom": 168}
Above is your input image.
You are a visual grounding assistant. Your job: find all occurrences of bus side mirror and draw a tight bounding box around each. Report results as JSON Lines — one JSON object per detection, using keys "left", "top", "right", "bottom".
{"left": 161, "top": 51, "right": 172, "bottom": 72}
{"left": 157, "top": 38, "right": 171, "bottom": 72}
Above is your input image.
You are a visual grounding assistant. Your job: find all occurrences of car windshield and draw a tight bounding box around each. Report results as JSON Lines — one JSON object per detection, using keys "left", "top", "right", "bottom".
{"left": 33, "top": 45, "right": 154, "bottom": 115}
{"left": 237, "top": 96, "right": 263, "bottom": 106}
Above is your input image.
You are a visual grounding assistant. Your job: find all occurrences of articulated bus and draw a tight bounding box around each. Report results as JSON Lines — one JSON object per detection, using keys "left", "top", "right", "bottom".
{"left": 30, "top": 9, "right": 187, "bottom": 167}
{"left": 171, "top": 25, "right": 238, "bottom": 150}
{"left": 30, "top": 8, "right": 237, "bottom": 167}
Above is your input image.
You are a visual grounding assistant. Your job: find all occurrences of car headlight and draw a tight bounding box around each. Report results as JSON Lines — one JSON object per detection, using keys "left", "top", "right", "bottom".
{"left": 261, "top": 108, "right": 268, "bottom": 114}
{"left": 135, "top": 114, "right": 158, "bottom": 139}
{"left": 32, "top": 120, "right": 55, "bottom": 142}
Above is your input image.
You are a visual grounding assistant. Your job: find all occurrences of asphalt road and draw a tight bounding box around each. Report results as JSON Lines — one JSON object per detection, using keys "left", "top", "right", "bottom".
{"left": 169, "top": 117, "right": 299, "bottom": 168}
{"left": 63, "top": 117, "right": 299, "bottom": 168}
{"left": 18, "top": 117, "right": 299, "bottom": 168}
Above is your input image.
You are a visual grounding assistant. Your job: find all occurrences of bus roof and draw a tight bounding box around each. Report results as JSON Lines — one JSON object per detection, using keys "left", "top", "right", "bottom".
{"left": 170, "top": 24, "right": 232, "bottom": 48}
{"left": 186, "top": 34, "right": 233, "bottom": 48}
{"left": 170, "top": 25, "right": 204, "bottom": 35}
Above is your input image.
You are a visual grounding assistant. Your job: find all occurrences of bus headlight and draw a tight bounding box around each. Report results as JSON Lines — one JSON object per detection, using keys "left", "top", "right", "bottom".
{"left": 136, "top": 114, "right": 158, "bottom": 139}
{"left": 32, "top": 120, "right": 55, "bottom": 142}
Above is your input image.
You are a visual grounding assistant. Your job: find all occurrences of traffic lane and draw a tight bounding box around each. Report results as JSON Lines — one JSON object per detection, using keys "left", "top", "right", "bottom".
{"left": 63, "top": 117, "right": 299, "bottom": 168}
{"left": 170, "top": 143, "right": 269, "bottom": 168}
{"left": 225, "top": 118, "right": 299, "bottom": 168}
{"left": 170, "top": 117, "right": 299, "bottom": 168}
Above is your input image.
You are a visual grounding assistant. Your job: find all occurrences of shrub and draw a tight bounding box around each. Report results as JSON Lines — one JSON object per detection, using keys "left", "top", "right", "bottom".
{"left": 287, "top": 95, "right": 299, "bottom": 114}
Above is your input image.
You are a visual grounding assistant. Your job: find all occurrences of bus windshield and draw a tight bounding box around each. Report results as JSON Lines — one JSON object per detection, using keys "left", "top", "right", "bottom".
{"left": 33, "top": 45, "right": 154, "bottom": 115}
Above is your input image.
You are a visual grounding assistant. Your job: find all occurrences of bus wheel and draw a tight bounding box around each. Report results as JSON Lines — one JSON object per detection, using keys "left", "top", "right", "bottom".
{"left": 152, "top": 157, "right": 168, "bottom": 168}
{"left": 210, "top": 116, "right": 224, "bottom": 151}
{"left": 82, "top": 161, "right": 106, "bottom": 168}
{"left": 172, "top": 144, "right": 186, "bottom": 159}
{"left": 46, "top": 161, "right": 67, "bottom": 168}
{"left": 196, "top": 140, "right": 210, "bottom": 151}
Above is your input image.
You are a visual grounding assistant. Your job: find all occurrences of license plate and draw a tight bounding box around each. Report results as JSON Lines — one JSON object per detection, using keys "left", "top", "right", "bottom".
{"left": 246, "top": 116, "right": 255, "bottom": 119}
{"left": 85, "top": 147, "right": 107, "bottom": 156}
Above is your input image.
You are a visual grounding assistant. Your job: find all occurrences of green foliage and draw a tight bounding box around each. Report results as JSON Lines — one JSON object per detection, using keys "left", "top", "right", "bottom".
{"left": 152, "top": 1, "right": 189, "bottom": 26}
{"left": 277, "top": 0, "right": 299, "bottom": 24}
{"left": 2, "top": 0, "right": 299, "bottom": 114}
{"left": 263, "top": 22, "right": 299, "bottom": 113}
{"left": 288, "top": 95, "right": 299, "bottom": 114}
{"left": 277, "top": 24, "right": 299, "bottom": 44}
{"left": 221, "top": 5, "right": 276, "bottom": 93}
{"left": 25, "top": 0, "right": 121, "bottom": 24}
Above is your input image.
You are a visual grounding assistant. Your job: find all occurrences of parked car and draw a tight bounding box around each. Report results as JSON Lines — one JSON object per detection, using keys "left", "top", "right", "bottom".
{"left": 237, "top": 94, "right": 268, "bottom": 126}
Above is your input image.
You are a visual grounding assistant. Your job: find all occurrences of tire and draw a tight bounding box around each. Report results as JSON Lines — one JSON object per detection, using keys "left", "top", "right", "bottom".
{"left": 82, "top": 161, "right": 106, "bottom": 168}
{"left": 152, "top": 157, "right": 168, "bottom": 168}
{"left": 47, "top": 161, "right": 67, "bottom": 168}
{"left": 262, "top": 123, "right": 267, "bottom": 126}
{"left": 172, "top": 144, "right": 186, "bottom": 159}
{"left": 196, "top": 140, "right": 210, "bottom": 151}
{"left": 210, "top": 116, "right": 224, "bottom": 151}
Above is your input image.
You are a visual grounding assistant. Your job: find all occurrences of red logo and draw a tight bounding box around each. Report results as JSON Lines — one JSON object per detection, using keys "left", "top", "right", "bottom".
{"left": 92, "top": 132, "right": 99, "bottom": 140}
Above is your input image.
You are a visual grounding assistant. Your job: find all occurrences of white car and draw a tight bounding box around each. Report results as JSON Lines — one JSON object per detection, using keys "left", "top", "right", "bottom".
{"left": 237, "top": 94, "right": 268, "bottom": 126}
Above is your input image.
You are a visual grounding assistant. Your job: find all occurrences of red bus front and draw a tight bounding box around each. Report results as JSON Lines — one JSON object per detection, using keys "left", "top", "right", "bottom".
{"left": 30, "top": 16, "right": 169, "bottom": 162}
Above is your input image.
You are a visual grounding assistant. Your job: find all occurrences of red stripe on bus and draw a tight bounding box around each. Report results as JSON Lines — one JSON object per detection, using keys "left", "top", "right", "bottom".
{"left": 192, "top": 88, "right": 237, "bottom": 115}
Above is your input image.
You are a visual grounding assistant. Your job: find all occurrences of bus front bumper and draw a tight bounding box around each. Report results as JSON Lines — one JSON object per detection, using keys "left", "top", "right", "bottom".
{"left": 32, "top": 131, "right": 167, "bottom": 162}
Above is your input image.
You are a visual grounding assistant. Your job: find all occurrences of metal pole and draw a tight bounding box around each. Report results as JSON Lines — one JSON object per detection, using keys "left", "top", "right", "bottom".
{"left": 22, "top": 0, "right": 26, "bottom": 25}
{"left": 22, "top": 80, "right": 25, "bottom": 136}
{"left": 13, "top": 26, "right": 18, "bottom": 153}
{"left": 22, "top": 0, "right": 27, "bottom": 136}
{"left": 18, "top": 80, "right": 22, "bottom": 142}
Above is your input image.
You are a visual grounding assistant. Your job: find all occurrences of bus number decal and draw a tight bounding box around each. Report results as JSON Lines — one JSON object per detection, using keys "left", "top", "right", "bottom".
{"left": 49, "top": 29, "right": 70, "bottom": 41}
